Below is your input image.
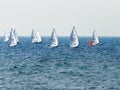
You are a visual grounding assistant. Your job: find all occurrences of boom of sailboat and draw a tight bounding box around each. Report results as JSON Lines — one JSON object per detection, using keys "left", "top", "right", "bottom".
{"left": 3, "top": 27, "right": 99, "bottom": 47}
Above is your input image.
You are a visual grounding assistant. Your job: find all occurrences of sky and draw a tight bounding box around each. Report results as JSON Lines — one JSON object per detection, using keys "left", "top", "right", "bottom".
{"left": 0, "top": 0, "right": 120, "bottom": 36}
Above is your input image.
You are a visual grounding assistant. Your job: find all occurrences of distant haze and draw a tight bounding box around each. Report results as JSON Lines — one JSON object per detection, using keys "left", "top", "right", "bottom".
{"left": 0, "top": 0, "right": 120, "bottom": 36}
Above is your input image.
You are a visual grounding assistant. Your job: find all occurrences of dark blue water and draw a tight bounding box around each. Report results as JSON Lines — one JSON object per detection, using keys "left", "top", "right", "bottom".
{"left": 0, "top": 37, "right": 120, "bottom": 90}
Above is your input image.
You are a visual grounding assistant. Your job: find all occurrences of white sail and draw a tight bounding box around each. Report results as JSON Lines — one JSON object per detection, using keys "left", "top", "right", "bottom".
{"left": 69, "top": 27, "right": 79, "bottom": 47}
{"left": 36, "top": 32, "right": 42, "bottom": 43}
{"left": 14, "top": 29, "right": 19, "bottom": 42}
{"left": 31, "top": 29, "right": 37, "bottom": 43}
{"left": 50, "top": 29, "right": 58, "bottom": 47}
{"left": 9, "top": 28, "right": 17, "bottom": 47}
{"left": 4, "top": 31, "right": 9, "bottom": 42}
{"left": 92, "top": 30, "right": 99, "bottom": 45}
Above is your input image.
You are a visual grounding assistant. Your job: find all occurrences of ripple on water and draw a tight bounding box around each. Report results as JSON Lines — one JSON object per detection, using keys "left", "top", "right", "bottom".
{"left": 0, "top": 37, "right": 120, "bottom": 90}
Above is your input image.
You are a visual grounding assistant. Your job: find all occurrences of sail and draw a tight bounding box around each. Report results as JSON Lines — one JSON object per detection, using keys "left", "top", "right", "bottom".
{"left": 4, "top": 31, "right": 9, "bottom": 42}
{"left": 92, "top": 30, "right": 99, "bottom": 45}
{"left": 50, "top": 29, "right": 58, "bottom": 47}
{"left": 36, "top": 32, "right": 42, "bottom": 43}
{"left": 69, "top": 27, "right": 79, "bottom": 47}
{"left": 14, "top": 29, "right": 19, "bottom": 42}
{"left": 31, "top": 29, "right": 37, "bottom": 43}
{"left": 9, "top": 28, "right": 17, "bottom": 47}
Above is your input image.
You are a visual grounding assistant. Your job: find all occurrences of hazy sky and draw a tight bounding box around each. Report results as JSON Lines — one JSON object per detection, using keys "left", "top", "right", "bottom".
{"left": 0, "top": 0, "right": 120, "bottom": 36}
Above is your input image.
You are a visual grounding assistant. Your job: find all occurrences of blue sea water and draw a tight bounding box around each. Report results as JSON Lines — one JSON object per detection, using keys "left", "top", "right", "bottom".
{"left": 0, "top": 37, "right": 120, "bottom": 90}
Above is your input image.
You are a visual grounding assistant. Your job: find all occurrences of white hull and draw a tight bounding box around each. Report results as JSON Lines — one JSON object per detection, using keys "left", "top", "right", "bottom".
{"left": 31, "top": 39, "right": 37, "bottom": 43}
{"left": 50, "top": 41, "right": 58, "bottom": 47}
{"left": 93, "top": 40, "right": 99, "bottom": 45}
{"left": 31, "top": 40, "right": 36, "bottom": 43}
{"left": 9, "top": 42, "right": 17, "bottom": 47}
{"left": 50, "top": 44, "right": 58, "bottom": 48}
{"left": 36, "top": 40, "right": 42, "bottom": 43}
{"left": 70, "top": 43, "right": 79, "bottom": 48}
{"left": 4, "top": 38, "right": 9, "bottom": 42}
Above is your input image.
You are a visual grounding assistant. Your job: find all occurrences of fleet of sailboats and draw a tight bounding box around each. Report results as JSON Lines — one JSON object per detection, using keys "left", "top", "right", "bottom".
{"left": 2, "top": 27, "right": 100, "bottom": 47}
{"left": 69, "top": 27, "right": 79, "bottom": 48}
{"left": 3, "top": 28, "right": 19, "bottom": 47}
{"left": 50, "top": 29, "right": 58, "bottom": 48}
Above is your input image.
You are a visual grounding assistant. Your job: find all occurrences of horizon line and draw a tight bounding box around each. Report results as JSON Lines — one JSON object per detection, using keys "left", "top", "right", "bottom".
{"left": 0, "top": 35, "right": 120, "bottom": 37}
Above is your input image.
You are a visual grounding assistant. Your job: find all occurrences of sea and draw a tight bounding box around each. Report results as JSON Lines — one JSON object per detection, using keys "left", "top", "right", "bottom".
{"left": 0, "top": 37, "right": 120, "bottom": 90}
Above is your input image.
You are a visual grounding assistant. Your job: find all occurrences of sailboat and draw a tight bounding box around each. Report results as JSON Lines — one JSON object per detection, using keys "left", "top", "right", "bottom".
{"left": 69, "top": 27, "right": 79, "bottom": 48}
{"left": 31, "top": 29, "right": 37, "bottom": 43}
{"left": 50, "top": 29, "right": 58, "bottom": 47}
{"left": 4, "top": 31, "right": 9, "bottom": 42}
{"left": 36, "top": 32, "right": 42, "bottom": 43}
{"left": 89, "top": 30, "right": 99, "bottom": 46}
{"left": 14, "top": 29, "right": 19, "bottom": 42}
{"left": 9, "top": 28, "right": 17, "bottom": 47}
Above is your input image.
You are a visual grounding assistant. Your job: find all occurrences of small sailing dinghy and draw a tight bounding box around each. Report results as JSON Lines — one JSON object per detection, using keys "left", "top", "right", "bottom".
{"left": 36, "top": 32, "right": 42, "bottom": 43}
{"left": 50, "top": 29, "right": 58, "bottom": 47}
{"left": 89, "top": 30, "right": 99, "bottom": 46}
{"left": 14, "top": 29, "right": 19, "bottom": 43}
{"left": 31, "top": 29, "right": 37, "bottom": 43}
{"left": 69, "top": 27, "right": 79, "bottom": 48}
{"left": 4, "top": 31, "right": 9, "bottom": 42}
{"left": 9, "top": 28, "right": 17, "bottom": 47}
